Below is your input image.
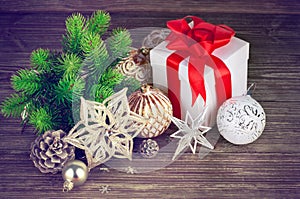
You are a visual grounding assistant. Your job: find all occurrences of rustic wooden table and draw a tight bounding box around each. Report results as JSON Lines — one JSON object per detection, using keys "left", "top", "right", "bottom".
{"left": 0, "top": 1, "right": 299, "bottom": 198}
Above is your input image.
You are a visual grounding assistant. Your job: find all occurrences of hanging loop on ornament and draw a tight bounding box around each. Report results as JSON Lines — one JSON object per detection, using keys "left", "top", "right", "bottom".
{"left": 63, "top": 180, "right": 74, "bottom": 192}
{"left": 140, "top": 84, "right": 152, "bottom": 93}
{"left": 246, "top": 83, "right": 256, "bottom": 96}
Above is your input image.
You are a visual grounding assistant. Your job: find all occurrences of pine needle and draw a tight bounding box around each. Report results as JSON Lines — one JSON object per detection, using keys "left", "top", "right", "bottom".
{"left": 29, "top": 107, "right": 53, "bottom": 134}
{"left": 54, "top": 75, "right": 85, "bottom": 105}
{"left": 107, "top": 28, "right": 132, "bottom": 59}
{"left": 30, "top": 48, "right": 52, "bottom": 73}
{"left": 63, "top": 13, "right": 86, "bottom": 55}
{"left": 87, "top": 10, "right": 111, "bottom": 36}
{"left": 1, "top": 94, "right": 28, "bottom": 118}
{"left": 57, "top": 53, "right": 82, "bottom": 77}
{"left": 11, "top": 69, "right": 41, "bottom": 95}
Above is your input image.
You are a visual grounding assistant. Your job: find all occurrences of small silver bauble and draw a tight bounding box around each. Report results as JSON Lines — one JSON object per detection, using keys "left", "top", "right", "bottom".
{"left": 217, "top": 95, "right": 266, "bottom": 145}
{"left": 62, "top": 160, "right": 88, "bottom": 192}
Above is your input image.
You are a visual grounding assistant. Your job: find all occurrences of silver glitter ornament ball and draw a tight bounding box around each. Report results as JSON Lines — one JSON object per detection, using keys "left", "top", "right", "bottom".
{"left": 139, "top": 139, "right": 159, "bottom": 158}
{"left": 217, "top": 95, "right": 266, "bottom": 145}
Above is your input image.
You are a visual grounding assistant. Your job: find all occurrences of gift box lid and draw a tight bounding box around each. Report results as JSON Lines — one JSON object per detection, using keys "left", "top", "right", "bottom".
{"left": 213, "top": 37, "right": 249, "bottom": 61}
{"left": 151, "top": 36, "right": 249, "bottom": 64}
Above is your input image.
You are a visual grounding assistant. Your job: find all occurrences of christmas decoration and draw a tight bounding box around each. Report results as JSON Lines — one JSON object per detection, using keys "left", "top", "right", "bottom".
{"left": 171, "top": 109, "right": 214, "bottom": 160}
{"left": 63, "top": 88, "right": 146, "bottom": 170}
{"left": 0, "top": 11, "right": 263, "bottom": 193}
{"left": 30, "top": 130, "right": 75, "bottom": 174}
{"left": 128, "top": 84, "right": 173, "bottom": 138}
{"left": 116, "top": 47, "right": 151, "bottom": 83}
{"left": 99, "top": 185, "right": 111, "bottom": 194}
{"left": 217, "top": 95, "right": 266, "bottom": 145}
{"left": 142, "top": 29, "right": 171, "bottom": 49}
{"left": 125, "top": 166, "right": 137, "bottom": 174}
{"left": 62, "top": 160, "right": 88, "bottom": 192}
{"left": 1, "top": 10, "right": 139, "bottom": 134}
{"left": 150, "top": 16, "right": 249, "bottom": 126}
{"left": 139, "top": 139, "right": 159, "bottom": 158}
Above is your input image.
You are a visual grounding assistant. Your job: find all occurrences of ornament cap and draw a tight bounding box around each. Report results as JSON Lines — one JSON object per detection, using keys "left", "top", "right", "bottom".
{"left": 140, "top": 84, "right": 152, "bottom": 93}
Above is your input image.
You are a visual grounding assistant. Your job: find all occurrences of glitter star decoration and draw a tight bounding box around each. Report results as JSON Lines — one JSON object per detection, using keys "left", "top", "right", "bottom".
{"left": 63, "top": 88, "right": 146, "bottom": 170}
{"left": 170, "top": 108, "right": 214, "bottom": 160}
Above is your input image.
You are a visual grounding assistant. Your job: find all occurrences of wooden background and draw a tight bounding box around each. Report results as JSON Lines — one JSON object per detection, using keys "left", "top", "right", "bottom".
{"left": 0, "top": 0, "right": 300, "bottom": 198}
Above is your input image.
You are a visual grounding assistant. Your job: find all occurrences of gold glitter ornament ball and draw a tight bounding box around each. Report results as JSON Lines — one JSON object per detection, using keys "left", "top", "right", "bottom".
{"left": 62, "top": 160, "right": 88, "bottom": 192}
{"left": 128, "top": 85, "right": 173, "bottom": 138}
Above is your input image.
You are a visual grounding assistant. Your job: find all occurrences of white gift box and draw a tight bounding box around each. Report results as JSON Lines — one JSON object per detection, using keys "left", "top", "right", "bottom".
{"left": 150, "top": 37, "right": 249, "bottom": 126}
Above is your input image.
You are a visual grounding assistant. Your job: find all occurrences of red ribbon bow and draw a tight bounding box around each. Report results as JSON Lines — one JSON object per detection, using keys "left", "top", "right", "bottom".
{"left": 165, "top": 16, "right": 235, "bottom": 118}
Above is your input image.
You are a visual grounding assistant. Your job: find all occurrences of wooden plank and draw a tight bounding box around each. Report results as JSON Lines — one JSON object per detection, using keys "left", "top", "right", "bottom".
{"left": 0, "top": 1, "right": 300, "bottom": 198}
{"left": 0, "top": 0, "right": 300, "bottom": 14}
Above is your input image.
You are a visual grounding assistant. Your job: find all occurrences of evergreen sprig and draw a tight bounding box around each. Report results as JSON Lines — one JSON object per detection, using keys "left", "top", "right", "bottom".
{"left": 11, "top": 69, "right": 41, "bottom": 95}
{"left": 55, "top": 75, "right": 85, "bottom": 105}
{"left": 80, "top": 32, "right": 101, "bottom": 55}
{"left": 1, "top": 10, "right": 140, "bottom": 135}
{"left": 63, "top": 13, "right": 86, "bottom": 55}
{"left": 93, "top": 85, "right": 114, "bottom": 103}
{"left": 1, "top": 94, "right": 28, "bottom": 118}
{"left": 28, "top": 107, "right": 53, "bottom": 134}
{"left": 107, "top": 28, "right": 132, "bottom": 59}
{"left": 30, "top": 48, "right": 52, "bottom": 73}
{"left": 57, "top": 53, "right": 82, "bottom": 77}
{"left": 87, "top": 10, "right": 111, "bottom": 36}
{"left": 99, "top": 68, "right": 124, "bottom": 88}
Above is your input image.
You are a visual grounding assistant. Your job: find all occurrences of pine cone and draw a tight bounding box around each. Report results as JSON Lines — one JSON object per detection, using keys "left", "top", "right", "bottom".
{"left": 30, "top": 130, "right": 75, "bottom": 174}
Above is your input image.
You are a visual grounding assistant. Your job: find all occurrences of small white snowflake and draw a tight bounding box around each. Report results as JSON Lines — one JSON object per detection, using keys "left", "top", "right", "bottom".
{"left": 125, "top": 166, "right": 137, "bottom": 174}
{"left": 99, "top": 185, "right": 111, "bottom": 194}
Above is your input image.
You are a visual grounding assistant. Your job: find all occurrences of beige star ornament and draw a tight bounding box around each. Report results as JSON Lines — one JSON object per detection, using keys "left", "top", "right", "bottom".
{"left": 170, "top": 108, "right": 214, "bottom": 160}
{"left": 63, "top": 88, "right": 146, "bottom": 170}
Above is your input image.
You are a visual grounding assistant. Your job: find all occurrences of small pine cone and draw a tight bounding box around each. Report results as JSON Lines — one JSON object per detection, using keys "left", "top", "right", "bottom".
{"left": 139, "top": 139, "right": 159, "bottom": 158}
{"left": 30, "top": 130, "right": 75, "bottom": 174}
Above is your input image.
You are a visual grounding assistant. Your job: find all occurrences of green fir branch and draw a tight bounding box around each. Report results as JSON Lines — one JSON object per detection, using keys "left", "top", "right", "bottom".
{"left": 63, "top": 13, "right": 86, "bottom": 55}
{"left": 11, "top": 69, "right": 41, "bottom": 95}
{"left": 1, "top": 10, "right": 134, "bottom": 135}
{"left": 99, "top": 68, "right": 124, "bottom": 88}
{"left": 54, "top": 75, "right": 85, "bottom": 105}
{"left": 107, "top": 28, "right": 132, "bottom": 59}
{"left": 82, "top": 39, "right": 109, "bottom": 74}
{"left": 1, "top": 94, "right": 28, "bottom": 118}
{"left": 80, "top": 32, "right": 101, "bottom": 55}
{"left": 57, "top": 53, "right": 82, "bottom": 77}
{"left": 93, "top": 85, "right": 114, "bottom": 103}
{"left": 29, "top": 107, "right": 53, "bottom": 134}
{"left": 87, "top": 10, "right": 110, "bottom": 36}
{"left": 30, "top": 48, "right": 52, "bottom": 73}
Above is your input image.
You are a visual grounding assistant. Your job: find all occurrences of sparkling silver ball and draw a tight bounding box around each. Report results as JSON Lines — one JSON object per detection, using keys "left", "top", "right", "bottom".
{"left": 62, "top": 160, "right": 88, "bottom": 191}
{"left": 217, "top": 95, "right": 266, "bottom": 145}
{"left": 139, "top": 139, "right": 159, "bottom": 158}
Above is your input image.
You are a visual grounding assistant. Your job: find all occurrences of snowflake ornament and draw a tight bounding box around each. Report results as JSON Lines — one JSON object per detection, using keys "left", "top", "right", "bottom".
{"left": 171, "top": 108, "right": 213, "bottom": 160}
{"left": 63, "top": 88, "right": 146, "bottom": 170}
{"left": 99, "top": 185, "right": 111, "bottom": 194}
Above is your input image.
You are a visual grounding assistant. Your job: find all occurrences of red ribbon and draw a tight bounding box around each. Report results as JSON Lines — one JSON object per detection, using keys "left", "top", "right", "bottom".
{"left": 165, "top": 16, "right": 235, "bottom": 118}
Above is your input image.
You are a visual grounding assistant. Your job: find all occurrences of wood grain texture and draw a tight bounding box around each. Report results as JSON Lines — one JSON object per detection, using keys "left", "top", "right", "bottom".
{"left": 0, "top": 0, "right": 300, "bottom": 198}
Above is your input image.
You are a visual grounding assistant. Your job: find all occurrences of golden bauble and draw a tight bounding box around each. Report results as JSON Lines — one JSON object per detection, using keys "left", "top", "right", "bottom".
{"left": 128, "top": 85, "right": 173, "bottom": 138}
{"left": 62, "top": 160, "right": 88, "bottom": 192}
